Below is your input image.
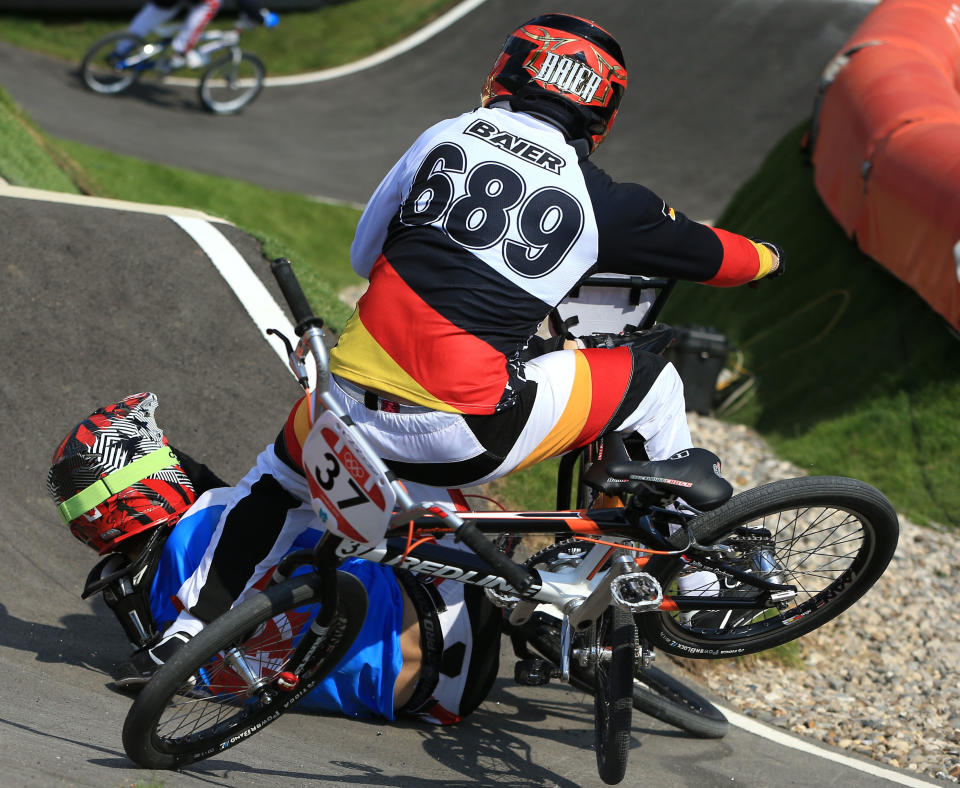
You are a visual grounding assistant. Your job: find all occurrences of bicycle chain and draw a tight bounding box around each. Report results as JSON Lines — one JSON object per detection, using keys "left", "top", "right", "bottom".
{"left": 523, "top": 538, "right": 590, "bottom": 570}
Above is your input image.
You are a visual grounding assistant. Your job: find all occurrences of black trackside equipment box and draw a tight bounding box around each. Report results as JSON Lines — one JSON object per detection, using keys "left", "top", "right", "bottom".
{"left": 663, "top": 325, "right": 731, "bottom": 415}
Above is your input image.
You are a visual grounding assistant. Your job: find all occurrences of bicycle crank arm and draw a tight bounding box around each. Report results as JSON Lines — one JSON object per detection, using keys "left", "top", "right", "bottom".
{"left": 506, "top": 599, "right": 538, "bottom": 626}
{"left": 560, "top": 616, "right": 573, "bottom": 682}
{"left": 556, "top": 553, "right": 646, "bottom": 681}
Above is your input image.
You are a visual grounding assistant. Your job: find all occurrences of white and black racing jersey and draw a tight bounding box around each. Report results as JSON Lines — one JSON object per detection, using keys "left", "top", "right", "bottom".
{"left": 329, "top": 106, "right": 776, "bottom": 415}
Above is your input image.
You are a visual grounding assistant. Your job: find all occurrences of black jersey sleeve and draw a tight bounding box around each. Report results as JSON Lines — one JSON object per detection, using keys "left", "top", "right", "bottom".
{"left": 581, "top": 160, "right": 774, "bottom": 286}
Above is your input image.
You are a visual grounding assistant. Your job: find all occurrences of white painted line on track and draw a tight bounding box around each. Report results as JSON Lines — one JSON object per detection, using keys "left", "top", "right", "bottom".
{"left": 169, "top": 215, "right": 308, "bottom": 384}
{"left": 0, "top": 183, "right": 227, "bottom": 222}
{"left": 165, "top": 0, "right": 488, "bottom": 88}
{"left": 716, "top": 703, "right": 936, "bottom": 786}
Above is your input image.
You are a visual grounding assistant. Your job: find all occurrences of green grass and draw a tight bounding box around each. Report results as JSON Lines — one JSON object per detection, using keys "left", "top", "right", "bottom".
{"left": 0, "top": 87, "right": 80, "bottom": 192}
{"left": 0, "top": 0, "right": 461, "bottom": 75}
{"left": 662, "top": 122, "right": 960, "bottom": 530}
{"left": 487, "top": 457, "right": 564, "bottom": 513}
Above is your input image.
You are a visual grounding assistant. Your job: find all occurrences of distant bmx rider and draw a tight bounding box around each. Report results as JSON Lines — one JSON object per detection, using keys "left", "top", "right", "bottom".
{"left": 125, "top": 0, "right": 278, "bottom": 70}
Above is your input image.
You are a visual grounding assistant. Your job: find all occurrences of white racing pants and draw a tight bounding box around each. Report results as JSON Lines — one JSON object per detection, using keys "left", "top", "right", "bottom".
{"left": 313, "top": 345, "right": 692, "bottom": 488}
{"left": 127, "top": 0, "right": 221, "bottom": 54}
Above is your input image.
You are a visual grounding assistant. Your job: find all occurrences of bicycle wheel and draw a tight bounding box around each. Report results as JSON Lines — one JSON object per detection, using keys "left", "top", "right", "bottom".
{"left": 81, "top": 32, "right": 148, "bottom": 94}
{"left": 638, "top": 476, "right": 899, "bottom": 658}
{"left": 122, "top": 571, "right": 367, "bottom": 769}
{"left": 198, "top": 52, "right": 265, "bottom": 114}
{"left": 593, "top": 606, "right": 636, "bottom": 785}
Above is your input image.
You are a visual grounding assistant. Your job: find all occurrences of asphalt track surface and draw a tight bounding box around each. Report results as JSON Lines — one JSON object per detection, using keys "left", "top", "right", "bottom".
{"left": 0, "top": 1, "right": 942, "bottom": 786}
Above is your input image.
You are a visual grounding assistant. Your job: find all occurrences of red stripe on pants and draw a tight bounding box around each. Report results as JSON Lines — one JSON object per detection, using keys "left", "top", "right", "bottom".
{"left": 573, "top": 347, "right": 633, "bottom": 446}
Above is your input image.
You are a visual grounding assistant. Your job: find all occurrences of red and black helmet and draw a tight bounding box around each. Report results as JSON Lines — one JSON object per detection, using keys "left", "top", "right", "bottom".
{"left": 46, "top": 393, "right": 196, "bottom": 554}
{"left": 481, "top": 13, "right": 628, "bottom": 152}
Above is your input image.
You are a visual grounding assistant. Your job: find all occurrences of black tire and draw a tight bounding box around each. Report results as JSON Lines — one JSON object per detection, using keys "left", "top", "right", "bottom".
{"left": 122, "top": 571, "right": 367, "bottom": 769}
{"left": 81, "top": 32, "right": 149, "bottom": 95}
{"left": 629, "top": 664, "right": 728, "bottom": 739}
{"left": 523, "top": 616, "right": 727, "bottom": 738}
{"left": 637, "top": 476, "right": 899, "bottom": 659}
{"left": 593, "top": 606, "right": 635, "bottom": 785}
{"left": 198, "top": 52, "right": 265, "bottom": 114}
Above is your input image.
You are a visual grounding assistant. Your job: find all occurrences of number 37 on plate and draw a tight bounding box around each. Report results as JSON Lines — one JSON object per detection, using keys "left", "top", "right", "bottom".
{"left": 302, "top": 411, "right": 396, "bottom": 544}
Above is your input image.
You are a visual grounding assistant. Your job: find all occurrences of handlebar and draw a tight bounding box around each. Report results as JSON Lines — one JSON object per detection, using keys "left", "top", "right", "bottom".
{"left": 452, "top": 517, "right": 537, "bottom": 594}
{"left": 270, "top": 258, "right": 324, "bottom": 336}
{"left": 268, "top": 258, "right": 537, "bottom": 595}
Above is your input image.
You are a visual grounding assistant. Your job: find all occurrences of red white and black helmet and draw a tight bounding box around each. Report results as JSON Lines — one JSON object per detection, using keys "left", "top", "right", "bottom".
{"left": 481, "top": 13, "right": 628, "bottom": 152}
{"left": 46, "top": 393, "right": 196, "bottom": 554}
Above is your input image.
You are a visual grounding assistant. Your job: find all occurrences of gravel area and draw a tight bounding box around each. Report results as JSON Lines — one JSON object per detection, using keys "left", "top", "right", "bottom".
{"left": 674, "top": 412, "right": 960, "bottom": 784}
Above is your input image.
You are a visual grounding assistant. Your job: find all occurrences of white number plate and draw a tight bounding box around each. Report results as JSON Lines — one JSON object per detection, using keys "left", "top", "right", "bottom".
{"left": 302, "top": 411, "right": 396, "bottom": 543}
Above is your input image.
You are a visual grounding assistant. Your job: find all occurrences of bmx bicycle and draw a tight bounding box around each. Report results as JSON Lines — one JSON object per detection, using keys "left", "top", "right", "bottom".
{"left": 121, "top": 259, "right": 899, "bottom": 784}
{"left": 80, "top": 16, "right": 275, "bottom": 114}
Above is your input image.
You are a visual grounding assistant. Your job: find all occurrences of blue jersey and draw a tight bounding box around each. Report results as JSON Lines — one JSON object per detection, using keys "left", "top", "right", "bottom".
{"left": 149, "top": 492, "right": 405, "bottom": 720}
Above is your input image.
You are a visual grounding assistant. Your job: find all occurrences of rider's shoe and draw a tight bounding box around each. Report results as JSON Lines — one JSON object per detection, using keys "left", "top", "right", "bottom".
{"left": 109, "top": 38, "right": 137, "bottom": 63}
{"left": 112, "top": 631, "right": 193, "bottom": 691}
{"left": 160, "top": 49, "right": 205, "bottom": 73}
{"left": 682, "top": 576, "right": 757, "bottom": 630}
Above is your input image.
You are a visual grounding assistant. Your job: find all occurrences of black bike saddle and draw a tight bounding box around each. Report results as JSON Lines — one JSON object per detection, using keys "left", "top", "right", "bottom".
{"left": 583, "top": 440, "right": 733, "bottom": 512}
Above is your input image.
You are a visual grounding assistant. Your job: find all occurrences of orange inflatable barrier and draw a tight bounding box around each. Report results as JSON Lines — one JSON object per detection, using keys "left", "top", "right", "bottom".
{"left": 810, "top": 0, "right": 960, "bottom": 328}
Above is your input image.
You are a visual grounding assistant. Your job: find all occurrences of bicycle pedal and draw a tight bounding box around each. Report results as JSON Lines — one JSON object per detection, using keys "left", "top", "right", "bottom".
{"left": 610, "top": 570, "right": 663, "bottom": 612}
{"left": 484, "top": 587, "right": 520, "bottom": 610}
{"left": 514, "top": 658, "right": 554, "bottom": 686}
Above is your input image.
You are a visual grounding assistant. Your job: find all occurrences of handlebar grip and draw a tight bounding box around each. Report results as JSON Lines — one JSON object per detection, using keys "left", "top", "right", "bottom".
{"left": 271, "top": 257, "right": 321, "bottom": 334}
{"left": 454, "top": 520, "right": 537, "bottom": 595}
